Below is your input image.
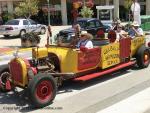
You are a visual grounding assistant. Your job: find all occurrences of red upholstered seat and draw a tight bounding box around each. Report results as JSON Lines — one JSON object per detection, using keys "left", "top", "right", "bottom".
{"left": 108, "top": 30, "right": 116, "bottom": 43}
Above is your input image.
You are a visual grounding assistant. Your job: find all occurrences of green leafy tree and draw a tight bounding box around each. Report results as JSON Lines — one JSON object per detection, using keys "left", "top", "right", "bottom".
{"left": 124, "top": 0, "right": 133, "bottom": 22}
{"left": 80, "top": 6, "right": 94, "bottom": 18}
{"left": 15, "top": 0, "right": 38, "bottom": 19}
{"left": 124, "top": 0, "right": 132, "bottom": 11}
{"left": 15, "top": 0, "right": 39, "bottom": 44}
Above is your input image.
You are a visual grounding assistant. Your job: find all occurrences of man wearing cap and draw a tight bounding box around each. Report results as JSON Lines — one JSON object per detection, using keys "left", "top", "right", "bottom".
{"left": 128, "top": 21, "right": 143, "bottom": 38}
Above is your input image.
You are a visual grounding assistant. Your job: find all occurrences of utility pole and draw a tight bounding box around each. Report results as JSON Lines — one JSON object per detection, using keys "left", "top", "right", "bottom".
{"left": 47, "top": 0, "right": 50, "bottom": 25}
{"left": 46, "top": 0, "right": 53, "bottom": 45}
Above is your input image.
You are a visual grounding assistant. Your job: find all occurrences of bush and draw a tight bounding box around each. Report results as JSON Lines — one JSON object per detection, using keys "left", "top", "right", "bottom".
{"left": 21, "top": 32, "right": 41, "bottom": 47}
{"left": 79, "top": 6, "right": 94, "bottom": 18}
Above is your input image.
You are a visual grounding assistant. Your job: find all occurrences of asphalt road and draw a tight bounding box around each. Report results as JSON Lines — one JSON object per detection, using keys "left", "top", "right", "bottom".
{"left": 0, "top": 64, "right": 150, "bottom": 113}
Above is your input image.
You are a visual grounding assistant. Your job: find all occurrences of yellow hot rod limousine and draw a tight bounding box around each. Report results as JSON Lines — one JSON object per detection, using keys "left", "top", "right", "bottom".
{"left": 0, "top": 32, "right": 150, "bottom": 108}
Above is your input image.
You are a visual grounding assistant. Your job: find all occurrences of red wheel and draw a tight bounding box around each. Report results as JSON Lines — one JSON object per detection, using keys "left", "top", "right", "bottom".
{"left": 36, "top": 80, "right": 53, "bottom": 103}
{"left": 143, "top": 51, "right": 150, "bottom": 65}
{"left": 28, "top": 73, "right": 57, "bottom": 108}
{"left": 0, "top": 71, "right": 12, "bottom": 92}
{"left": 136, "top": 45, "right": 150, "bottom": 68}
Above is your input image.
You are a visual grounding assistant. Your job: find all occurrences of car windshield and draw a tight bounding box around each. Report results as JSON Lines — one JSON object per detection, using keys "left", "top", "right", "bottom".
{"left": 5, "top": 20, "right": 19, "bottom": 25}
{"left": 76, "top": 21, "right": 86, "bottom": 28}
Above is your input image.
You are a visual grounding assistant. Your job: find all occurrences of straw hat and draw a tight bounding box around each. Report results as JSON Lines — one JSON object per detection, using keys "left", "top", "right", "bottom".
{"left": 80, "top": 30, "right": 88, "bottom": 35}
{"left": 131, "top": 21, "right": 140, "bottom": 26}
{"left": 80, "top": 30, "right": 93, "bottom": 39}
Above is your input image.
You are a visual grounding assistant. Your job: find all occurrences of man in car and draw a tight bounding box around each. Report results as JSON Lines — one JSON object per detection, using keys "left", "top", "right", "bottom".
{"left": 73, "top": 24, "right": 81, "bottom": 39}
{"left": 128, "top": 21, "right": 143, "bottom": 38}
{"left": 58, "top": 30, "right": 93, "bottom": 49}
{"left": 76, "top": 30, "right": 93, "bottom": 49}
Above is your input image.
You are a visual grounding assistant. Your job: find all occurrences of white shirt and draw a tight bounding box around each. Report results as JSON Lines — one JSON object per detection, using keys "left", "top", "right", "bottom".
{"left": 128, "top": 27, "right": 143, "bottom": 38}
{"left": 131, "top": 2, "right": 141, "bottom": 14}
{"left": 136, "top": 28, "right": 144, "bottom": 35}
{"left": 77, "top": 39, "right": 93, "bottom": 49}
{"left": 116, "top": 30, "right": 125, "bottom": 41}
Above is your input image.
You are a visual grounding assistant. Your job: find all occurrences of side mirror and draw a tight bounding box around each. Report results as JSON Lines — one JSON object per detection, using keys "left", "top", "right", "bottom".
{"left": 80, "top": 46, "right": 88, "bottom": 52}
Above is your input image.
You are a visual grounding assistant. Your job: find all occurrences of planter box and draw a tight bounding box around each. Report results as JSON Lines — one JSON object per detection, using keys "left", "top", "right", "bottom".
{"left": 21, "top": 40, "right": 39, "bottom": 47}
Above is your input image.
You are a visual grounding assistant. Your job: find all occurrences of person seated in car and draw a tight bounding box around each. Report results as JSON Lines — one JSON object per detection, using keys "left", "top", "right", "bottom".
{"left": 76, "top": 30, "right": 93, "bottom": 49}
{"left": 57, "top": 30, "right": 93, "bottom": 49}
{"left": 128, "top": 21, "right": 144, "bottom": 39}
{"left": 57, "top": 24, "right": 81, "bottom": 47}
{"left": 115, "top": 24, "right": 127, "bottom": 42}
{"left": 73, "top": 24, "right": 81, "bottom": 39}
{"left": 111, "top": 18, "right": 121, "bottom": 30}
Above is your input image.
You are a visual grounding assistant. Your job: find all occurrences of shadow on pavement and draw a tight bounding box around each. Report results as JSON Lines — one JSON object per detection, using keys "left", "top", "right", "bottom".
{"left": 57, "top": 69, "right": 133, "bottom": 94}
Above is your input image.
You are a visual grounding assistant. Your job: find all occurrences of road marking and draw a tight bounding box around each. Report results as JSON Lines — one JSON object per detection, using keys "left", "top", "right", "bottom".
{"left": 4, "top": 48, "right": 32, "bottom": 55}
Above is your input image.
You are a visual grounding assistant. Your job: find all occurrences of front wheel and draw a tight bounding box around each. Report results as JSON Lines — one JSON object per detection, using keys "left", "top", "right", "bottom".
{"left": 136, "top": 45, "right": 150, "bottom": 68}
{"left": 28, "top": 73, "right": 57, "bottom": 108}
{"left": 0, "top": 71, "right": 12, "bottom": 92}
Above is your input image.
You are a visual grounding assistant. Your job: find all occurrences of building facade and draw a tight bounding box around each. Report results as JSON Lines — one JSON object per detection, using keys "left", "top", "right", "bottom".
{"left": 39, "top": 0, "right": 150, "bottom": 25}
{"left": 0, "top": 0, "right": 21, "bottom": 14}
{"left": 0, "top": 0, "right": 149, "bottom": 25}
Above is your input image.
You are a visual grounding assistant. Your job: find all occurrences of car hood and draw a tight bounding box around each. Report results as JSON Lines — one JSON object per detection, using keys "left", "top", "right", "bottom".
{"left": 59, "top": 27, "right": 75, "bottom": 34}
{"left": 59, "top": 27, "right": 85, "bottom": 35}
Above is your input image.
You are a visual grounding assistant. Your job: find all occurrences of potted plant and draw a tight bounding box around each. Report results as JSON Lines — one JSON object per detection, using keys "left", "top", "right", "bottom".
{"left": 79, "top": 5, "right": 94, "bottom": 18}
{"left": 21, "top": 32, "right": 41, "bottom": 47}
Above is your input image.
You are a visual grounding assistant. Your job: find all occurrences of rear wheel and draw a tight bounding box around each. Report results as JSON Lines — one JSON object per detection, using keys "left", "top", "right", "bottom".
{"left": 20, "top": 30, "right": 26, "bottom": 37}
{"left": 136, "top": 45, "right": 150, "bottom": 68}
{"left": 3, "top": 35, "right": 10, "bottom": 38}
{"left": 28, "top": 73, "right": 57, "bottom": 108}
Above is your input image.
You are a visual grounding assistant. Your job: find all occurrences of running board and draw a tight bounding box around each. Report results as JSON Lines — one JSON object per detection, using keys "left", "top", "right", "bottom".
{"left": 74, "top": 61, "right": 136, "bottom": 82}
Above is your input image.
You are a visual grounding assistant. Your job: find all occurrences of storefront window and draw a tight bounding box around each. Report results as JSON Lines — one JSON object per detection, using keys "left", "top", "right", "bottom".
{"left": 99, "top": 10, "right": 111, "bottom": 20}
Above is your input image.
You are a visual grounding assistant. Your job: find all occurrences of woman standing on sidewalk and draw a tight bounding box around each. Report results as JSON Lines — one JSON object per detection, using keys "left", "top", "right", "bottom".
{"left": 131, "top": 0, "right": 141, "bottom": 25}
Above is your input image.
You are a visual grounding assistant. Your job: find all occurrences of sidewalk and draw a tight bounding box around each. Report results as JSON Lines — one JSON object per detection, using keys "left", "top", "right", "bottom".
{"left": 97, "top": 87, "right": 150, "bottom": 113}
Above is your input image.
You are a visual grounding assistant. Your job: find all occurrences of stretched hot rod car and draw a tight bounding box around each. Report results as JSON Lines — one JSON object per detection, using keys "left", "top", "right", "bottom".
{"left": 0, "top": 31, "right": 150, "bottom": 108}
